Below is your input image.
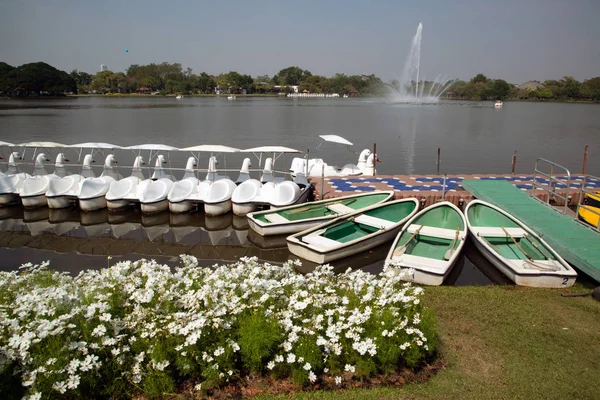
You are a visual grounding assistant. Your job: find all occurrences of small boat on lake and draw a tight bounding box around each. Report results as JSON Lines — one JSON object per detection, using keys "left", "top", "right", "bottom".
{"left": 248, "top": 191, "right": 394, "bottom": 236}
{"left": 287, "top": 198, "right": 419, "bottom": 264}
{"left": 384, "top": 201, "right": 467, "bottom": 286}
{"left": 578, "top": 191, "right": 600, "bottom": 229}
{"left": 465, "top": 200, "right": 577, "bottom": 288}
{"left": 494, "top": 100, "right": 503, "bottom": 108}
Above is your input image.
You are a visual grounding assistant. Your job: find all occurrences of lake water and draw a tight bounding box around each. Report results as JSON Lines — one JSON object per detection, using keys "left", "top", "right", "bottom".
{"left": 0, "top": 97, "right": 598, "bottom": 284}
{"left": 1, "top": 96, "right": 598, "bottom": 175}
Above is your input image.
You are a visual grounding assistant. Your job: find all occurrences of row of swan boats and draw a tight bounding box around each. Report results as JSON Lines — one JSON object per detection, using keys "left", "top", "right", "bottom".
{"left": 246, "top": 191, "right": 578, "bottom": 287}
{"left": 0, "top": 137, "right": 377, "bottom": 216}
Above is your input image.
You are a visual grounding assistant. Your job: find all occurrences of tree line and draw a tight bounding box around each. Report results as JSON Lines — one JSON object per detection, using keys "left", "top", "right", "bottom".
{"left": 446, "top": 73, "right": 600, "bottom": 101}
{"left": 1, "top": 60, "right": 599, "bottom": 101}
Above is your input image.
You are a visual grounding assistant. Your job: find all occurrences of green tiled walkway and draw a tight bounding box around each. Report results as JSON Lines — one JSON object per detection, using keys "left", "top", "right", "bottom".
{"left": 462, "top": 180, "right": 600, "bottom": 283}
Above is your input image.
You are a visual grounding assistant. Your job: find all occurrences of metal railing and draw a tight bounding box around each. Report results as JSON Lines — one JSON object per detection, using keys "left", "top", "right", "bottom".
{"left": 575, "top": 174, "right": 600, "bottom": 231}
{"left": 532, "top": 158, "right": 571, "bottom": 214}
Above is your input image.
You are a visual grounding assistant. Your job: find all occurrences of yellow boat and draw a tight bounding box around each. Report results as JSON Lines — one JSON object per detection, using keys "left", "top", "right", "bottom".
{"left": 578, "top": 191, "right": 600, "bottom": 228}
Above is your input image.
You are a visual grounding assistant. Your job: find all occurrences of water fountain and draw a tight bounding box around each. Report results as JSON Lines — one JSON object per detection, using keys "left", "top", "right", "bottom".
{"left": 390, "top": 23, "right": 454, "bottom": 103}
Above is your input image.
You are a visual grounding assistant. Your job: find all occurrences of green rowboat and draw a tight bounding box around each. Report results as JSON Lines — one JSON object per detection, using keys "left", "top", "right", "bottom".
{"left": 465, "top": 200, "right": 577, "bottom": 288}
{"left": 247, "top": 191, "right": 394, "bottom": 236}
{"left": 385, "top": 201, "right": 467, "bottom": 286}
{"left": 287, "top": 197, "right": 419, "bottom": 264}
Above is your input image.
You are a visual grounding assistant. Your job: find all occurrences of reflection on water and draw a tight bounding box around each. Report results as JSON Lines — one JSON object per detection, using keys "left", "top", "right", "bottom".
{"left": 0, "top": 206, "right": 506, "bottom": 286}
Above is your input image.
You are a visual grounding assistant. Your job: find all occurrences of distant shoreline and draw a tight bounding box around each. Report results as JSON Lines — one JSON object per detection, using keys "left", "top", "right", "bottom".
{"left": 1, "top": 93, "right": 599, "bottom": 104}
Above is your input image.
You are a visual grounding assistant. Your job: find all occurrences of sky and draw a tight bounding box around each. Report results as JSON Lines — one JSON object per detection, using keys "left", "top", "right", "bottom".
{"left": 1, "top": 0, "right": 599, "bottom": 83}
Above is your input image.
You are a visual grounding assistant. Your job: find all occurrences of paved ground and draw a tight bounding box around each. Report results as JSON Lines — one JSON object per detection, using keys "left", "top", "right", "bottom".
{"left": 309, "top": 173, "right": 600, "bottom": 208}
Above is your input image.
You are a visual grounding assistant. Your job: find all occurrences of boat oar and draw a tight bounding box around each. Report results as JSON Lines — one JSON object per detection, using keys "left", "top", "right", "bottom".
{"left": 501, "top": 226, "right": 535, "bottom": 262}
{"left": 523, "top": 234, "right": 552, "bottom": 260}
{"left": 393, "top": 226, "right": 423, "bottom": 257}
{"left": 561, "top": 287, "right": 600, "bottom": 301}
{"left": 288, "top": 200, "right": 343, "bottom": 214}
{"left": 444, "top": 225, "right": 461, "bottom": 260}
{"left": 500, "top": 226, "right": 557, "bottom": 271}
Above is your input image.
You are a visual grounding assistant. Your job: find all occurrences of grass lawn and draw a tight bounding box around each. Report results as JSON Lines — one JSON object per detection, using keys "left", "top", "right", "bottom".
{"left": 255, "top": 284, "right": 600, "bottom": 400}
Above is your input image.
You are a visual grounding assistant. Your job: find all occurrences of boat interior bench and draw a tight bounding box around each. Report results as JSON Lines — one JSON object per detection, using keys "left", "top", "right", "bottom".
{"left": 407, "top": 224, "right": 460, "bottom": 240}
{"left": 326, "top": 203, "right": 355, "bottom": 214}
{"left": 301, "top": 231, "right": 341, "bottom": 249}
{"left": 471, "top": 227, "right": 526, "bottom": 238}
{"left": 353, "top": 214, "right": 396, "bottom": 229}
{"left": 391, "top": 254, "right": 447, "bottom": 270}
{"left": 264, "top": 213, "right": 289, "bottom": 223}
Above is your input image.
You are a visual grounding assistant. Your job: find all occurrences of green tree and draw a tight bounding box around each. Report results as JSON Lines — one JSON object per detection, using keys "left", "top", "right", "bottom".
{"left": 194, "top": 72, "right": 216, "bottom": 93}
{"left": 490, "top": 79, "right": 511, "bottom": 99}
{"left": 2, "top": 62, "right": 76, "bottom": 94}
{"left": 0, "top": 62, "right": 15, "bottom": 92}
{"left": 560, "top": 76, "right": 581, "bottom": 99}
{"left": 580, "top": 77, "right": 600, "bottom": 100}
{"left": 70, "top": 69, "right": 93, "bottom": 93}
{"left": 470, "top": 73, "right": 488, "bottom": 84}
{"left": 274, "top": 66, "right": 312, "bottom": 86}
{"left": 91, "top": 70, "right": 113, "bottom": 92}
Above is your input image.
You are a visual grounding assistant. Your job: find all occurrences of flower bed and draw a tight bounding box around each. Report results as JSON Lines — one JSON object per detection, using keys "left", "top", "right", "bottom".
{"left": 0, "top": 256, "right": 437, "bottom": 399}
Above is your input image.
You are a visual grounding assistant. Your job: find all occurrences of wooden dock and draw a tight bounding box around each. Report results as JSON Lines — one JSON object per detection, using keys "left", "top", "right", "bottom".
{"left": 462, "top": 179, "right": 600, "bottom": 283}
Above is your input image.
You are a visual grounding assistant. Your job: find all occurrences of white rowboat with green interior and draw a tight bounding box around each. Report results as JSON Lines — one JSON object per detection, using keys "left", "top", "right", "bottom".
{"left": 385, "top": 201, "right": 467, "bottom": 286}
{"left": 247, "top": 191, "right": 394, "bottom": 236}
{"left": 465, "top": 200, "right": 577, "bottom": 288}
{"left": 287, "top": 197, "right": 419, "bottom": 264}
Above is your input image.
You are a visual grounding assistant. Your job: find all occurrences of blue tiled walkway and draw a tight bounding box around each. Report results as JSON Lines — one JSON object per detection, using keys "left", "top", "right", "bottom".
{"left": 327, "top": 175, "right": 599, "bottom": 193}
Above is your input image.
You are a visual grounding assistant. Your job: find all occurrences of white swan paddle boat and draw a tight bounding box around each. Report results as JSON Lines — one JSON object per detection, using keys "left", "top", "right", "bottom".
{"left": 78, "top": 154, "right": 122, "bottom": 212}
{"left": 105, "top": 156, "right": 146, "bottom": 211}
{"left": 287, "top": 198, "right": 420, "bottom": 264}
{"left": 138, "top": 154, "right": 175, "bottom": 214}
{"left": 167, "top": 156, "right": 201, "bottom": 213}
{"left": 21, "top": 153, "right": 71, "bottom": 208}
{"left": 232, "top": 146, "right": 309, "bottom": 216}
{"left": 168, "top": 145, "right": 240, "bottom": 216}
{"left": 47, "top": 154, "right": 96, "bottom": 209}
{"left": 203, "top": 157, "right": 238, "bottom": 216}
{"left": 465, "top": 200, "right": 577, "bottom": 288}
{"left": 289, "top": 135, "right": 378, "bottom": 177}
{"left": 385, "top": 201, "right": 468, "bottom": 286}
{"left": 0, "top": 151, "right": 30, "bottom": 206}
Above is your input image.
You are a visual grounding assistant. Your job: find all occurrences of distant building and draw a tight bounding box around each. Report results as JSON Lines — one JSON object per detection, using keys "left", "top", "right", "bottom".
{"left": 100, "top": 64, "right": 108, "bottom": 72}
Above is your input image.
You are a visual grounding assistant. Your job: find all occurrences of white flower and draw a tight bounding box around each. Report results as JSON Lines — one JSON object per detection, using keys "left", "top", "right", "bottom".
{"left": 308, "top": 371, "right": 317, "bottom": 383}
{"left": 153, "top": 360, "right": 170, "bottom": 371}
{"left": 214, "top": 347, "right": 225, "bottom": 357}
{"left": 344, "top": 364, "right": 356, "bottom": 373}
{"left": 67, "top": 374, "right": 81, "bottom": 389}
{"left": 294, "top": 301, "right": 307, "bottom": 310}
{"left": 303, "top": 362, "right": 312, "bottom": 371}
{"left": 286, "top": 353, "right": 296, "bottom": 363}
{"left": 53, "top": 381, "right": 67, "bottom": 394}
{"left": 335, "top": 376, "right": 342, "bottom": 385}
{"left": 99, "top": 313, "right": 112, "bottom": 321}
{"left": 92, "top": 324, "right": 106, "bottom": 337}
{"left": 267, "top": 361, "right": 275, "bottom": 370}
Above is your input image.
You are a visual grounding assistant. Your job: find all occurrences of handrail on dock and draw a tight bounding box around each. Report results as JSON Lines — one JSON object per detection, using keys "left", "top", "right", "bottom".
{"left": 575, "top": 174, "right": 600, "bottom": 231}
{"left": 532, "top": 158, "right": 571, "bottom": 214}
